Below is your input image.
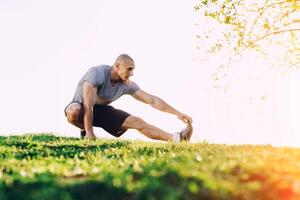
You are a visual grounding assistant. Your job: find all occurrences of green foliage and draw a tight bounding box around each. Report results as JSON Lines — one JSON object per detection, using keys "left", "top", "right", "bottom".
{"left": 0, "top": 134, "right": 300, "bottom": 199}
{"left": 195, "top": 0, "right": 300, "bottom": 69}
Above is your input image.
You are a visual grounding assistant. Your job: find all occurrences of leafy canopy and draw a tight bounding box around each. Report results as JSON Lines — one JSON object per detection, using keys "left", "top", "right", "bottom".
{"left": 195, "top": 0, "right": 300, "bottom": 69}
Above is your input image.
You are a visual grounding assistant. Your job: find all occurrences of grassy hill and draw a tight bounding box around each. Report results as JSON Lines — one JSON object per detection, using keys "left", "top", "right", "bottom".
{"left": 0, "top": 134, "right": 299, "bottom": 200}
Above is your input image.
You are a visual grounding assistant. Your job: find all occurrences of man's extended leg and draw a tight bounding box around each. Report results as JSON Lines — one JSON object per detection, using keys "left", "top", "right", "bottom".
{"left": 121, "top": 115, "right": 192, "bottom": 142}
{"left": 65, "top": 104, "right": 192, "bottom": 141}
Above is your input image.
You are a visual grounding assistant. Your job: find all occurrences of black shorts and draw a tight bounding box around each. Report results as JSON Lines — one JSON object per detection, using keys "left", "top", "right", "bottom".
{"left": 64, "top": 102, "right": 130, "bottom": 137}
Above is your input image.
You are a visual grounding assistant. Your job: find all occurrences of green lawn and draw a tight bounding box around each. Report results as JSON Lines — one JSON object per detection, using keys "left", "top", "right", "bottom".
{"left": 0, "top": 134, "right": 299, "bottom": 200}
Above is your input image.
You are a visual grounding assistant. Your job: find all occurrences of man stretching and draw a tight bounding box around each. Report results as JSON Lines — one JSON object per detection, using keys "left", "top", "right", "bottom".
{"left": 64, "top": 54, "right": 193, "bottom": 142}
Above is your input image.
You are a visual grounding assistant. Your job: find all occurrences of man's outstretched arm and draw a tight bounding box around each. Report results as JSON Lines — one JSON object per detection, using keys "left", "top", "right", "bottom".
{"left": 83, "top": 81, "right": 97, "bottom": 140}
{"left": 132, "top": 89, "right": 193, "bottom": 124}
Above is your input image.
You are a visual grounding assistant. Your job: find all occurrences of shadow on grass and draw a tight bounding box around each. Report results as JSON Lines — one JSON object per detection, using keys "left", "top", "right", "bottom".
{"left": 0, "top": 172, "right": 213, "bottom": 200}
{"left": 0, "top": 179, "right": 133, "bottom": 200}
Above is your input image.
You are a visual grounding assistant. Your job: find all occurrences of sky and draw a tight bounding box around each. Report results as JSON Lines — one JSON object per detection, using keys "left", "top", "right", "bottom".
{"left": 0, "top": 0, "right": 300, "bottom": 147}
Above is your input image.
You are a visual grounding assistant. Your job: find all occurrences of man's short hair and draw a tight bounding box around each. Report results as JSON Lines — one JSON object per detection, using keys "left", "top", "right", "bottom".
{"left": 114, "top": 54, "right": 135, "bottom": 66}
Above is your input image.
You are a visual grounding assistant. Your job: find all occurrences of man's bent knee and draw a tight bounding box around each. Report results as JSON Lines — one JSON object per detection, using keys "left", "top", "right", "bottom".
{"left": 122, "top": 116, "right": 146, "bottom": 129}
{"left": 66, "top": 103, "right": 82, "bottom": 124}
{"left": 67, "top": 111, "right": 80, "bottom": 124}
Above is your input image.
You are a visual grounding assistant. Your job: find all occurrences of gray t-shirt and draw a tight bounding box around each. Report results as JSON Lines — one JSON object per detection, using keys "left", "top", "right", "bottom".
{"left": 72, "top": 65, "right": 139, "bottom": 105}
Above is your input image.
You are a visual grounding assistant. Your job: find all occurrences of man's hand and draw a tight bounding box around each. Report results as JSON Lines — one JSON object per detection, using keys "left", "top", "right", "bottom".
{"left": 86, "top": 132, "right": 96, "bottom": 140}
{"left": 177, "top": 113, "right": 193, "bottom": 124}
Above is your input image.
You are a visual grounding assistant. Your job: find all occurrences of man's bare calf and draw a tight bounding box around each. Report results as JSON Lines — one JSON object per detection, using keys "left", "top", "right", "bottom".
{"left": 121, "top": 116, "right": 174, "bottom": 141}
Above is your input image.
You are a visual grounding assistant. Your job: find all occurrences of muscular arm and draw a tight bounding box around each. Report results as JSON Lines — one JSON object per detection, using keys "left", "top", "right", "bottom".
{"left": 132, "top": 89, "right": 192, "bottom": 123}
{"left": 83, "top": 81, "right": 97, "bottom": 139}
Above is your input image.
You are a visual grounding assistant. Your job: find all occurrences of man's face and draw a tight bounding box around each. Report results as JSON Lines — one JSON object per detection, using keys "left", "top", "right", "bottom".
{"left": 117, "top": 62, "right": 135, "bottom": 81}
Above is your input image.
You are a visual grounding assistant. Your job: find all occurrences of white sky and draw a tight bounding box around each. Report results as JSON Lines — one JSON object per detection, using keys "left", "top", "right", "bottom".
{"left": 0, "top": 0, "right": 300, "bottom": 147}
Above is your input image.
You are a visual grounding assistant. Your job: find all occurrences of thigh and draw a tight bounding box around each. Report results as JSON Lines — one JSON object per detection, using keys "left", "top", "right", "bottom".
{"left": 121, "top": 115, "right": 145, "bottom": 130}
{"left": 93, "top": 105, "right": 130, "bottom": 137}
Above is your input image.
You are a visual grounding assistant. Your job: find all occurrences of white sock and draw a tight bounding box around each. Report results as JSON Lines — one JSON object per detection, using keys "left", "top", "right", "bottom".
{"left": 173, "top": 133, "right": 180, "bottom": 143}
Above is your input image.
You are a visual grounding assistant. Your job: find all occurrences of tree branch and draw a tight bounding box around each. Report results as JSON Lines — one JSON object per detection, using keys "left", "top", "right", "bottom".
{"left": 236, "top": 28, "right": 300, "bottom": 55}
{"left": 266, "top": 0, "right": 300, "bottom": 8}
{"left": 249, "top": 0, "right": 269, "bottom": 34}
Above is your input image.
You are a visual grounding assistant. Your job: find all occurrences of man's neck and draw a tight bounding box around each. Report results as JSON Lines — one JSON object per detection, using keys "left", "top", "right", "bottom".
{"left": 110, "top": 66, "right": 121, "bottom": 84}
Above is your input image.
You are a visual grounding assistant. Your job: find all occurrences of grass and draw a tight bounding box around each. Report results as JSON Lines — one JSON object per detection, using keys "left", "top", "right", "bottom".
{"left": 0, "top": 134, "right": 299, "bottom": 200}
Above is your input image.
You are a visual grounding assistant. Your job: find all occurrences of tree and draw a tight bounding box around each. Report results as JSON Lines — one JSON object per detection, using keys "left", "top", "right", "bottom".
{"left": 194, "top": 0, "right": 300, "bottom": 70}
